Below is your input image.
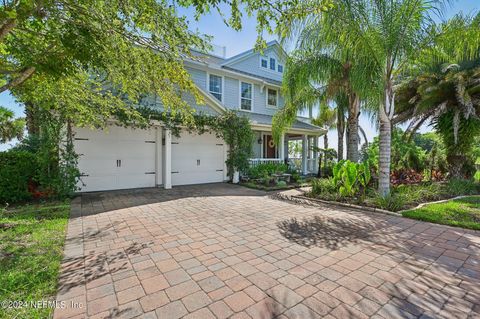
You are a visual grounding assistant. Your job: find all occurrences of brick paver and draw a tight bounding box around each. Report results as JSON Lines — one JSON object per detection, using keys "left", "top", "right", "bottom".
{"left": 54, "top": 184, "right": 480, "bottom": 318}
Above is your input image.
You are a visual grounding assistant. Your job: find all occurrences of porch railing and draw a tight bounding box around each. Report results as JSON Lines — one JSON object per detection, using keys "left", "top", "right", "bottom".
{"left": 248, "top": 158, "right": 284, "bottom": 167}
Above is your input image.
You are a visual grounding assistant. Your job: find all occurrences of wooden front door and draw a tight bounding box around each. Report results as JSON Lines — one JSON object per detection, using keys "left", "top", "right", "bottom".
{"left": 264, "top": 135, "right": 277, "bottom": 158}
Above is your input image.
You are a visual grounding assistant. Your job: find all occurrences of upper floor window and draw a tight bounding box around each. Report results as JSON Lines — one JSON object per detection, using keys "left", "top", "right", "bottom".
{"left": 270, "top": 58, "right": 276, "bottom": 71}
{"left": 209, "top": 74, "right": 222, "bottom": 101}
{"left": 278, "top": 64, "right": 283, "bottom": 73}
{"left": 261, "top": 58, "right": 268, "bottom": 68}
{"left": 240, "top": 82, "right": 253, "bottom": 111}
{"left": 267, "top": 88, "right": 278, "bottom": 108}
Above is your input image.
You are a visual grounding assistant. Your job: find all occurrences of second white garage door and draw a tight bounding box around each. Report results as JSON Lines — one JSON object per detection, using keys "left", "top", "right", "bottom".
{"left": 171, "top": 131, "right": 226, "bottom": 186}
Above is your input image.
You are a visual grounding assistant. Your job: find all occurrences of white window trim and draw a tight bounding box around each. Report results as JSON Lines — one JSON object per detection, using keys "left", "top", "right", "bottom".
{"left": 239, "top": 81, "right": 254, "bottom": 112}
{"left": 266, "top": 87, "right": 279, "bottom": 109}
{"left": 258, "top": 55, "right": 282, "bottom": 74}
{"left": 207, "top": 72, "right": 224, "bottom": 102}
{"left": 260, "top": 57, "right": 268, "bottom": 69}
{"left": 269, "top": 57, "right": 276, "bottom": 71}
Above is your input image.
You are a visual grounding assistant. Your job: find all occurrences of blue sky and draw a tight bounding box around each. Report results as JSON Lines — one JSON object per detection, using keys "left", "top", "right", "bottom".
{"left": 1, "top": 0, "right": 478, "bottom": 151}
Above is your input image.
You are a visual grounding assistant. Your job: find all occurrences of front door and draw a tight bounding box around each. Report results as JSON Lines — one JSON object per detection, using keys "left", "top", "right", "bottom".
{"left": 264, "top": 135, "right": 277, "bottom": 158}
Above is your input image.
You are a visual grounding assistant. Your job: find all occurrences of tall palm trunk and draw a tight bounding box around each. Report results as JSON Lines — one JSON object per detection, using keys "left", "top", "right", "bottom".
{"left": 346, "top": 94, "right": 360, "bottom": 162}
{"left": 337, "top": 111, "right": 345, "bottom": 161}
{"left": 378, "top": 81, "right": 394, "bottom": 197}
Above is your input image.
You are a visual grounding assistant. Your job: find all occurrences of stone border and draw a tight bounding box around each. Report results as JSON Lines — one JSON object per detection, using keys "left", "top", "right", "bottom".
{"left": 274, "top": 192, "right": 401, "bottom": 217}
{"left": 276, "top": 190, "right": 480, "bottom": 218}
{"left": 396, "top": 194, "right": 480, "bottom": 214}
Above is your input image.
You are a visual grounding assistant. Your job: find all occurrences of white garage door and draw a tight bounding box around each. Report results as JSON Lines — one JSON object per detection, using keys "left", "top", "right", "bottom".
{"left": 171, "top": 131, "right": 225, "bottom": 186}
{"left": 74, "top": 126, "right": 157, "bottom": 192}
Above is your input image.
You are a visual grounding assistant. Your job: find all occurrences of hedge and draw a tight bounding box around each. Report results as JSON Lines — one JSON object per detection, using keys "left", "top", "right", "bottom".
{"left": 0, "top": 151, "right": 37, "bottom": 204}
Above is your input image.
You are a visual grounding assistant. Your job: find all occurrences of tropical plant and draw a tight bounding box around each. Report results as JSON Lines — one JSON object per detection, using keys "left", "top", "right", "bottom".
{"left": 364, "top": 128, "right": 427, "bottom": 173}
{"left": 332, "top": 160, "right": 372, "bottom": 197}
{"left": 395, "top": 14, "right": 480, "bottom": 179}
{"left": 318, "top": 0, "right": 446, "bottom": 196}
{"left": 0, "top": 106, "right": 24, "bottom": 143}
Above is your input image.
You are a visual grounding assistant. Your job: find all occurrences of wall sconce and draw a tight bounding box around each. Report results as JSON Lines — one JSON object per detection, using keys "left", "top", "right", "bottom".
{"left": 257, "top": 137, "right": 263, "bottom": 144}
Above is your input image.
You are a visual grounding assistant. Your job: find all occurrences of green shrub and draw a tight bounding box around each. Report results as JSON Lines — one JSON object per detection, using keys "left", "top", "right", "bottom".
{"left": 247, "top": 163, "right": 288, "bottom": 179}
{"left": 446, "top": 178, "right": 480, "bottom": 196}
{"left": 474, "top": 171, "right": 480, "bottom": 183}
{"left": 0, "top": 151, "right": 36, "bottom": 204}
{"left": 375, "top": 193, "right": 406, "bottom": 212}
{"left": 311, "top": 178, "right": 336, "bottom": 195}
{"left": 276, "top": 180, "right": 287, "bottom": 187}
{"left": 393, "top": 183, "right": 444, "bottom": 203}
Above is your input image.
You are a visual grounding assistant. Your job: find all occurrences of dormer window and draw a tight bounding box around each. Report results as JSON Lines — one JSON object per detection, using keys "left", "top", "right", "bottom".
{"left": 278, "top": 64, "right": 284, "bottom": 73}
{"left": 270, "top": 58, "right": 276, "bottom": 71}
{"left": 261, "top": 58, "right": 268, "bottom": 68}
{"left": 267, "top": 88, "right": 278, "bottom": 108}
{"left": 209, "top": 74, "right": 222, "bottom": 101}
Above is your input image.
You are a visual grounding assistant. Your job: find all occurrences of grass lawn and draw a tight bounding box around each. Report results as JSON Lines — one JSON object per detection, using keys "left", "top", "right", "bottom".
{"left": 0, "top": 201, "right": 70, "bottom": 319}
{"left": 402, "top": 196, "right": 480, "bottom": 230}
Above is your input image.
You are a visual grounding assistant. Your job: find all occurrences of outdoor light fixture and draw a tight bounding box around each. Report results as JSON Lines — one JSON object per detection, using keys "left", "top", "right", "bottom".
{"left": 257, "top": 137, "right": 263, "bottom": 144}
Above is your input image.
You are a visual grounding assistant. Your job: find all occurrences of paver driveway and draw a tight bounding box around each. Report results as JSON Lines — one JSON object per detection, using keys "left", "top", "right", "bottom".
{"left": 54, "top": 184, "right": 480, "bottom": 319}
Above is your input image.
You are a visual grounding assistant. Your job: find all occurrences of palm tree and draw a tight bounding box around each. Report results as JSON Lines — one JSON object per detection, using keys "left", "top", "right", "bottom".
{"left": 273, "top": 16, "right": 367, "bottom": 163}
{"left": 0, "top": 106, "right": 25, "bottom": 143}
{"left": 319, "top": 0, "right": 447, "bottom": 196}
{"left": 312, "top": 105, "right": 336, "bottom": 175}
{"left": 394, "top": 14, "right": 480, "bottom": 178}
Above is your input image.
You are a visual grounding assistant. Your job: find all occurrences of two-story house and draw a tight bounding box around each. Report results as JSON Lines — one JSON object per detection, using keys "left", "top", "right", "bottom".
{"left": 73, "top": 41, "right": 325, "bottom": 192}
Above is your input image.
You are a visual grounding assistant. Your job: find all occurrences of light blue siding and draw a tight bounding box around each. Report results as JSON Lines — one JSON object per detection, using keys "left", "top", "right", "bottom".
{"left": 186, "top": 67, "right": 207, "bottom": 90}
{"left": 140, "top": 92, "right": 219, "bottom": 116}
{"left": 225, "top": 47, "right": 284, "bottom": 83}
{"left": 223, "top": 76, "right": 239, "bottom": 109}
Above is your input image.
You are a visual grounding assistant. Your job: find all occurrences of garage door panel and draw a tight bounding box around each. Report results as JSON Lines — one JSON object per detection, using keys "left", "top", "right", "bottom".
{"left": 171, "top": 132, "right": 225, "bottom": 186}
{"left": 78, "top": 176, "right": 117, "bottom": 192}
{"left": 77, "top": 158, "right": 117, "bottom": 176}
{"left": 172, "top": 170, "right": 224, "bottom": 186}
{"left": 74, "top": 126, "right": 157, "bottom": 192}
{"left": 116, "top": 174, "right": 155, "bottom": 190}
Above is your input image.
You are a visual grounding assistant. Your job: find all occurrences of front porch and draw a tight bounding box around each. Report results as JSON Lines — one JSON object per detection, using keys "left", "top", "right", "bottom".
{"left": 249, "top": 131, "right": 321, "bottom": 175}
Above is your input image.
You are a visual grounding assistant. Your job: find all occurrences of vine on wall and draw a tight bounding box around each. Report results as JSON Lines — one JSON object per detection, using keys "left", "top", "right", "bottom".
{"left": 138, "top": 108, "right": 254, "bottom": 180}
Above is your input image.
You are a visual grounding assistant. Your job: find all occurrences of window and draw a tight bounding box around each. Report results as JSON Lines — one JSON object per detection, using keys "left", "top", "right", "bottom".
{"left": 240, "top": 82, "right": 252, "bottom": 111}
{"left": 209, "top": 74, "right": 222, "bottom": 101}
{"left": 270, "top": 58, "right": 276, "bottom": 71}
{"left": 278, "top": 64, "right": 283, "bottom": 73}
{"left": 267, "top": 88, "right": 278, "bottom": 108}
{"left": 261, "top": 58, "right": 268, "bottom": 68}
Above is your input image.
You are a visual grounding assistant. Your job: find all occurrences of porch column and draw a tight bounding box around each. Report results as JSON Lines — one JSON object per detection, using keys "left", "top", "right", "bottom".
{"left": 302, "top": 134, "right": 308, "bottom": 175}
{"left": 313, "top": 136, "right": 319, "bottom": 174}
{"left": 164, "top": 128, "right": 172, "bottom": 189}
{"left": 155, "top": 127, "right": 163, "bottom": 186}
{"left": 279, "top": 133, "right": 285, "bottom": 162}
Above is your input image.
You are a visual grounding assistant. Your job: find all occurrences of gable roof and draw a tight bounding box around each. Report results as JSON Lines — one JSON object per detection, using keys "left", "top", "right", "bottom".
{"left": 221, "top": 40, "right": 287, "bottom": 67}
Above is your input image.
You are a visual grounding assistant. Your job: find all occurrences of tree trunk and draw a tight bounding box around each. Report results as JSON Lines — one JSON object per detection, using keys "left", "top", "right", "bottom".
{"left": 25, "top": 102, "right": 40, "bottom": 135}
{"left": 378, "top": 86, "right": 394, "bottom": 197}
{"left": 447, "top": 154, "right": 466, "bottom": 179}
{"left": 337, "top": 111, "right": 345, "bottom": 161}
{"left": 0, "top": 66, "right": 36, "bottom": 93}
{"left": 323, "top": 134, "right": 328, "bottom": 176}
{"left": 346, "top": 94, "right": 360, "bottom": 162}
